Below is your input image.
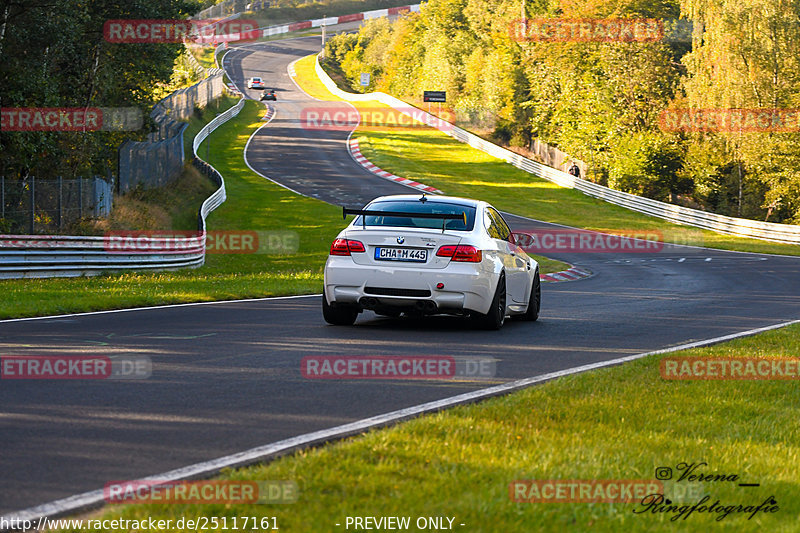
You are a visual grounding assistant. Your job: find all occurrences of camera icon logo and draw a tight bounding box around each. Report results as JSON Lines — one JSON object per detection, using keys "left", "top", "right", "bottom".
{"left": 655, "top": 467, "right": 673, "bottom": 480}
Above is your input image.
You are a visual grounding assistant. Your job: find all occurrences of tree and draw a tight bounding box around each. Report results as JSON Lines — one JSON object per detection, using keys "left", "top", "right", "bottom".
{"left": 1, "top": 0, "right": 196, "bottom": 180}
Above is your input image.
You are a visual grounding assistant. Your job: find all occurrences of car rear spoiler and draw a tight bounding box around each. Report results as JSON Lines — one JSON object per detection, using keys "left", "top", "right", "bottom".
{"left": 342, "top": 207, "right": 467, "bottom": 232}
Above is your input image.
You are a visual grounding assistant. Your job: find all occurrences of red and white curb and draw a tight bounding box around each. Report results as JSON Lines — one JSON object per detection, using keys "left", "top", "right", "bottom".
{"left": 261, "top": 104, "right": 275, "bottom": 121}
{"left": 349, "top": 139, "right": 442, "bottom": 194}
{"left": 540, "top": 266, "right": 593, "bottom": 283}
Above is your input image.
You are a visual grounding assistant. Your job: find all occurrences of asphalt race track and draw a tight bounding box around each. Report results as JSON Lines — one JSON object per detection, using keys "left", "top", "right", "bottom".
{"left": 1, "top": 35, "right": 800, "bottom": 515}
{"left": 229, "top": 36, "right": 413, "bottom": 207}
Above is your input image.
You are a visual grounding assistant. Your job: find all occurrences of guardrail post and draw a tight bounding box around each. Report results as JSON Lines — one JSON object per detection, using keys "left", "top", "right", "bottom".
{"left": 106, "top": 169, "right": 115, "bottom": 216}
{"left": 58, "top": 175, "right": 63, "bottom": 230}
{"left": 29, "top": 175, "right": 34, "bottom": 234}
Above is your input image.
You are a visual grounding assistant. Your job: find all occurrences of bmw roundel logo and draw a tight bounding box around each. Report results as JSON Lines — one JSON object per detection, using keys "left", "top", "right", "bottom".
{"left": 397, "top": 236, "right": 405, "bottom": 244}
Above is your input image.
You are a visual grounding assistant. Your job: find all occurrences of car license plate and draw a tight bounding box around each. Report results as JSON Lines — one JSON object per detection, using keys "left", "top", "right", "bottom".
{"left": 374, "top": 247, "right": 428, "bottom": 262}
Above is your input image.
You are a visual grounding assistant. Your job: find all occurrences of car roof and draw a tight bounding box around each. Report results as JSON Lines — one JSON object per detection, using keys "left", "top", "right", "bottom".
{"left": 367, "top": 194, "right": 483, "bottom": 208}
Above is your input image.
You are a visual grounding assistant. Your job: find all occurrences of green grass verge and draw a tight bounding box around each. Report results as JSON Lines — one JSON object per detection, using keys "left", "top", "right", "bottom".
{"left": 182, "top": 94, "right": 240, "bottom": 162}
{"left": 61, "top": 323, "right": 800, "bottom": 532}
{"left": 66, "top": 166, "right": 216, "bottom": 236}
{"left": 293, "top": 54, "right": 800, "bottom": 257}
{"left": 189, "top": 46, "right": 217, "bottom": 70}
{"left": 529, "top": 254, "right": 568, "bottom": 274}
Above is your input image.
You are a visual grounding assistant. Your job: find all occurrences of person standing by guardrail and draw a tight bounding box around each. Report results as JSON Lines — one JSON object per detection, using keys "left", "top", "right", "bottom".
{"left": 567, "top": 162, "right": 581, "bottom": 178}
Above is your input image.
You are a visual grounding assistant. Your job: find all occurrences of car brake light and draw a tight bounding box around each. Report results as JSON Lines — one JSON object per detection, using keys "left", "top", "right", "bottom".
{"left": 436, "top": 244, "right": 482, "bottom": 262}
{"left": 330, "top": 238, "right": 365, "bottom": 255}
{"left": 436, "top": 245, "right": 456, "bottom": 257}
{"left": 348, "top": 240, "right": 365, "bottom": 253}
{"left": 330, "top": 239, "right": 349, "bottom": 255}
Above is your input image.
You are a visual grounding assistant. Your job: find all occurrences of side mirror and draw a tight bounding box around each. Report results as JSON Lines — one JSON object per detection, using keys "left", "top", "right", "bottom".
{"left": 510, "top": 232, "right": 535, "bottom": 248}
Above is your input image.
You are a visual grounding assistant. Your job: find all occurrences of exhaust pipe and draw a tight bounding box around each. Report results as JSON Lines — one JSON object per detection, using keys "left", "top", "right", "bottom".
{"left": 413, "top": 300, "right": 437, "bottom": 313}
{"left": 359, "top": 297, "right": 379, "bottom": 309}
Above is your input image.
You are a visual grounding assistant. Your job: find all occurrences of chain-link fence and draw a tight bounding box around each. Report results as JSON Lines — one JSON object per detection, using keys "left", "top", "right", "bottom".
{"left": 118, "top": 72, "right": 224, "bottom": 194}
{"left": 0, "top": 175, "right": 113, "bottom": 234}
{"left": 118, "top": 131, "right": 188, "bottom": 194}
{"left": 155, "top": 71, "right": 224, "bottom": 125}
{"left": 184, "top": 44, "right": 209, "bottom": 79}
{"left": 195, "top": 0, "right": 260, "bottom": 20}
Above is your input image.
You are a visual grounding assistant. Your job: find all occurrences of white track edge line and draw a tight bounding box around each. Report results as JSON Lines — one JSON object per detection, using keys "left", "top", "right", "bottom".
{"left": 226, "top": 45, "right": 310, "bottom": 199}
{"left": 286, "top": 57, "right": 325, "bottom": 102}
{"left": 0, "top": 294, "right": 320, "bottom": 324}
{"left": 242, "top": 105, "right": 312, "bottom": 198}
{"left": 285, "top": 55, "right": 444, "bottom": 196}
{"left": 4, "top": 317, "right": 799, "bottom": 524}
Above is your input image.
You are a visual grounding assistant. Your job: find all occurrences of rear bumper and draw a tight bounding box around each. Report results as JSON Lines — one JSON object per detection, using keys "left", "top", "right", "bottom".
{"left": 324, "top": 257, "right": 496, "bottom": 315}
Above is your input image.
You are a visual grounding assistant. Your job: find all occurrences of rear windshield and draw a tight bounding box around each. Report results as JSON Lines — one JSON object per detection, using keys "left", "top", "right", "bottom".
{"left": 354, "top": 200, "right": 476, "bottom": 231}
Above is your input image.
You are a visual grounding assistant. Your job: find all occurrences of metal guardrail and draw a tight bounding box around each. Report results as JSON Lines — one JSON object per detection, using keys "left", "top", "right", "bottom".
{"left": 0, "top": 97, "right": 245, "bottom": 279}
{"left": 314, "top": 55, "right": 800, "bottom": 245}
{"left": 194, "top": 97, "right": 245, "bottom": 232}
{"left": 0, "top": 234, "right": 205, "bottom": 279}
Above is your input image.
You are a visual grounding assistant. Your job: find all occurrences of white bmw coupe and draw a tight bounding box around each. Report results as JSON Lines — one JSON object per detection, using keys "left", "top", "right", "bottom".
{"left": 247, "top": 77, "right": 265, "bottom": 89}
{"left": 322, "top": 194, "right": 540, "bottom": 329}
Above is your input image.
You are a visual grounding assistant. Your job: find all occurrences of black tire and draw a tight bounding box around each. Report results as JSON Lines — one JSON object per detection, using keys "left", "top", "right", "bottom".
{"left": 478, "top": 274, "right": 506, "bottom": 330}
{"left": 322, "top": 292, "right": 358, "bottom": 325}
{"left": 522, "top": 269, "right": 540, "bottom": 321}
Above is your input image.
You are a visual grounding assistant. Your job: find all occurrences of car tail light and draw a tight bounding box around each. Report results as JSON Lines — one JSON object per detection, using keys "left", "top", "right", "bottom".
{"left": 454, "top": 245, "right": 482, "bottom": 262}
{"left": 330, "top": 238, "right": 365, "bottom": 256}
{"left": 348, "top": 240, "right": 366, "bottom": 253}
{"left": 436, "top": 245, "right": 456, "bottom": 257}
{"left": 436, "top": 244, "right": 482, "bottom": 262}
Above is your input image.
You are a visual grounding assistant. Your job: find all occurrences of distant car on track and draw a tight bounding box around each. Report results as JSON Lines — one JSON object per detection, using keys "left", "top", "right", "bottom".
{"left": 323, "top": 194, "right": 540, "bottom": 329}
{"left": 247, "top": 77, "right": 265, "bottom": 89}
{"left": 260, "top": 89, "right": 277, "bottom": 101}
